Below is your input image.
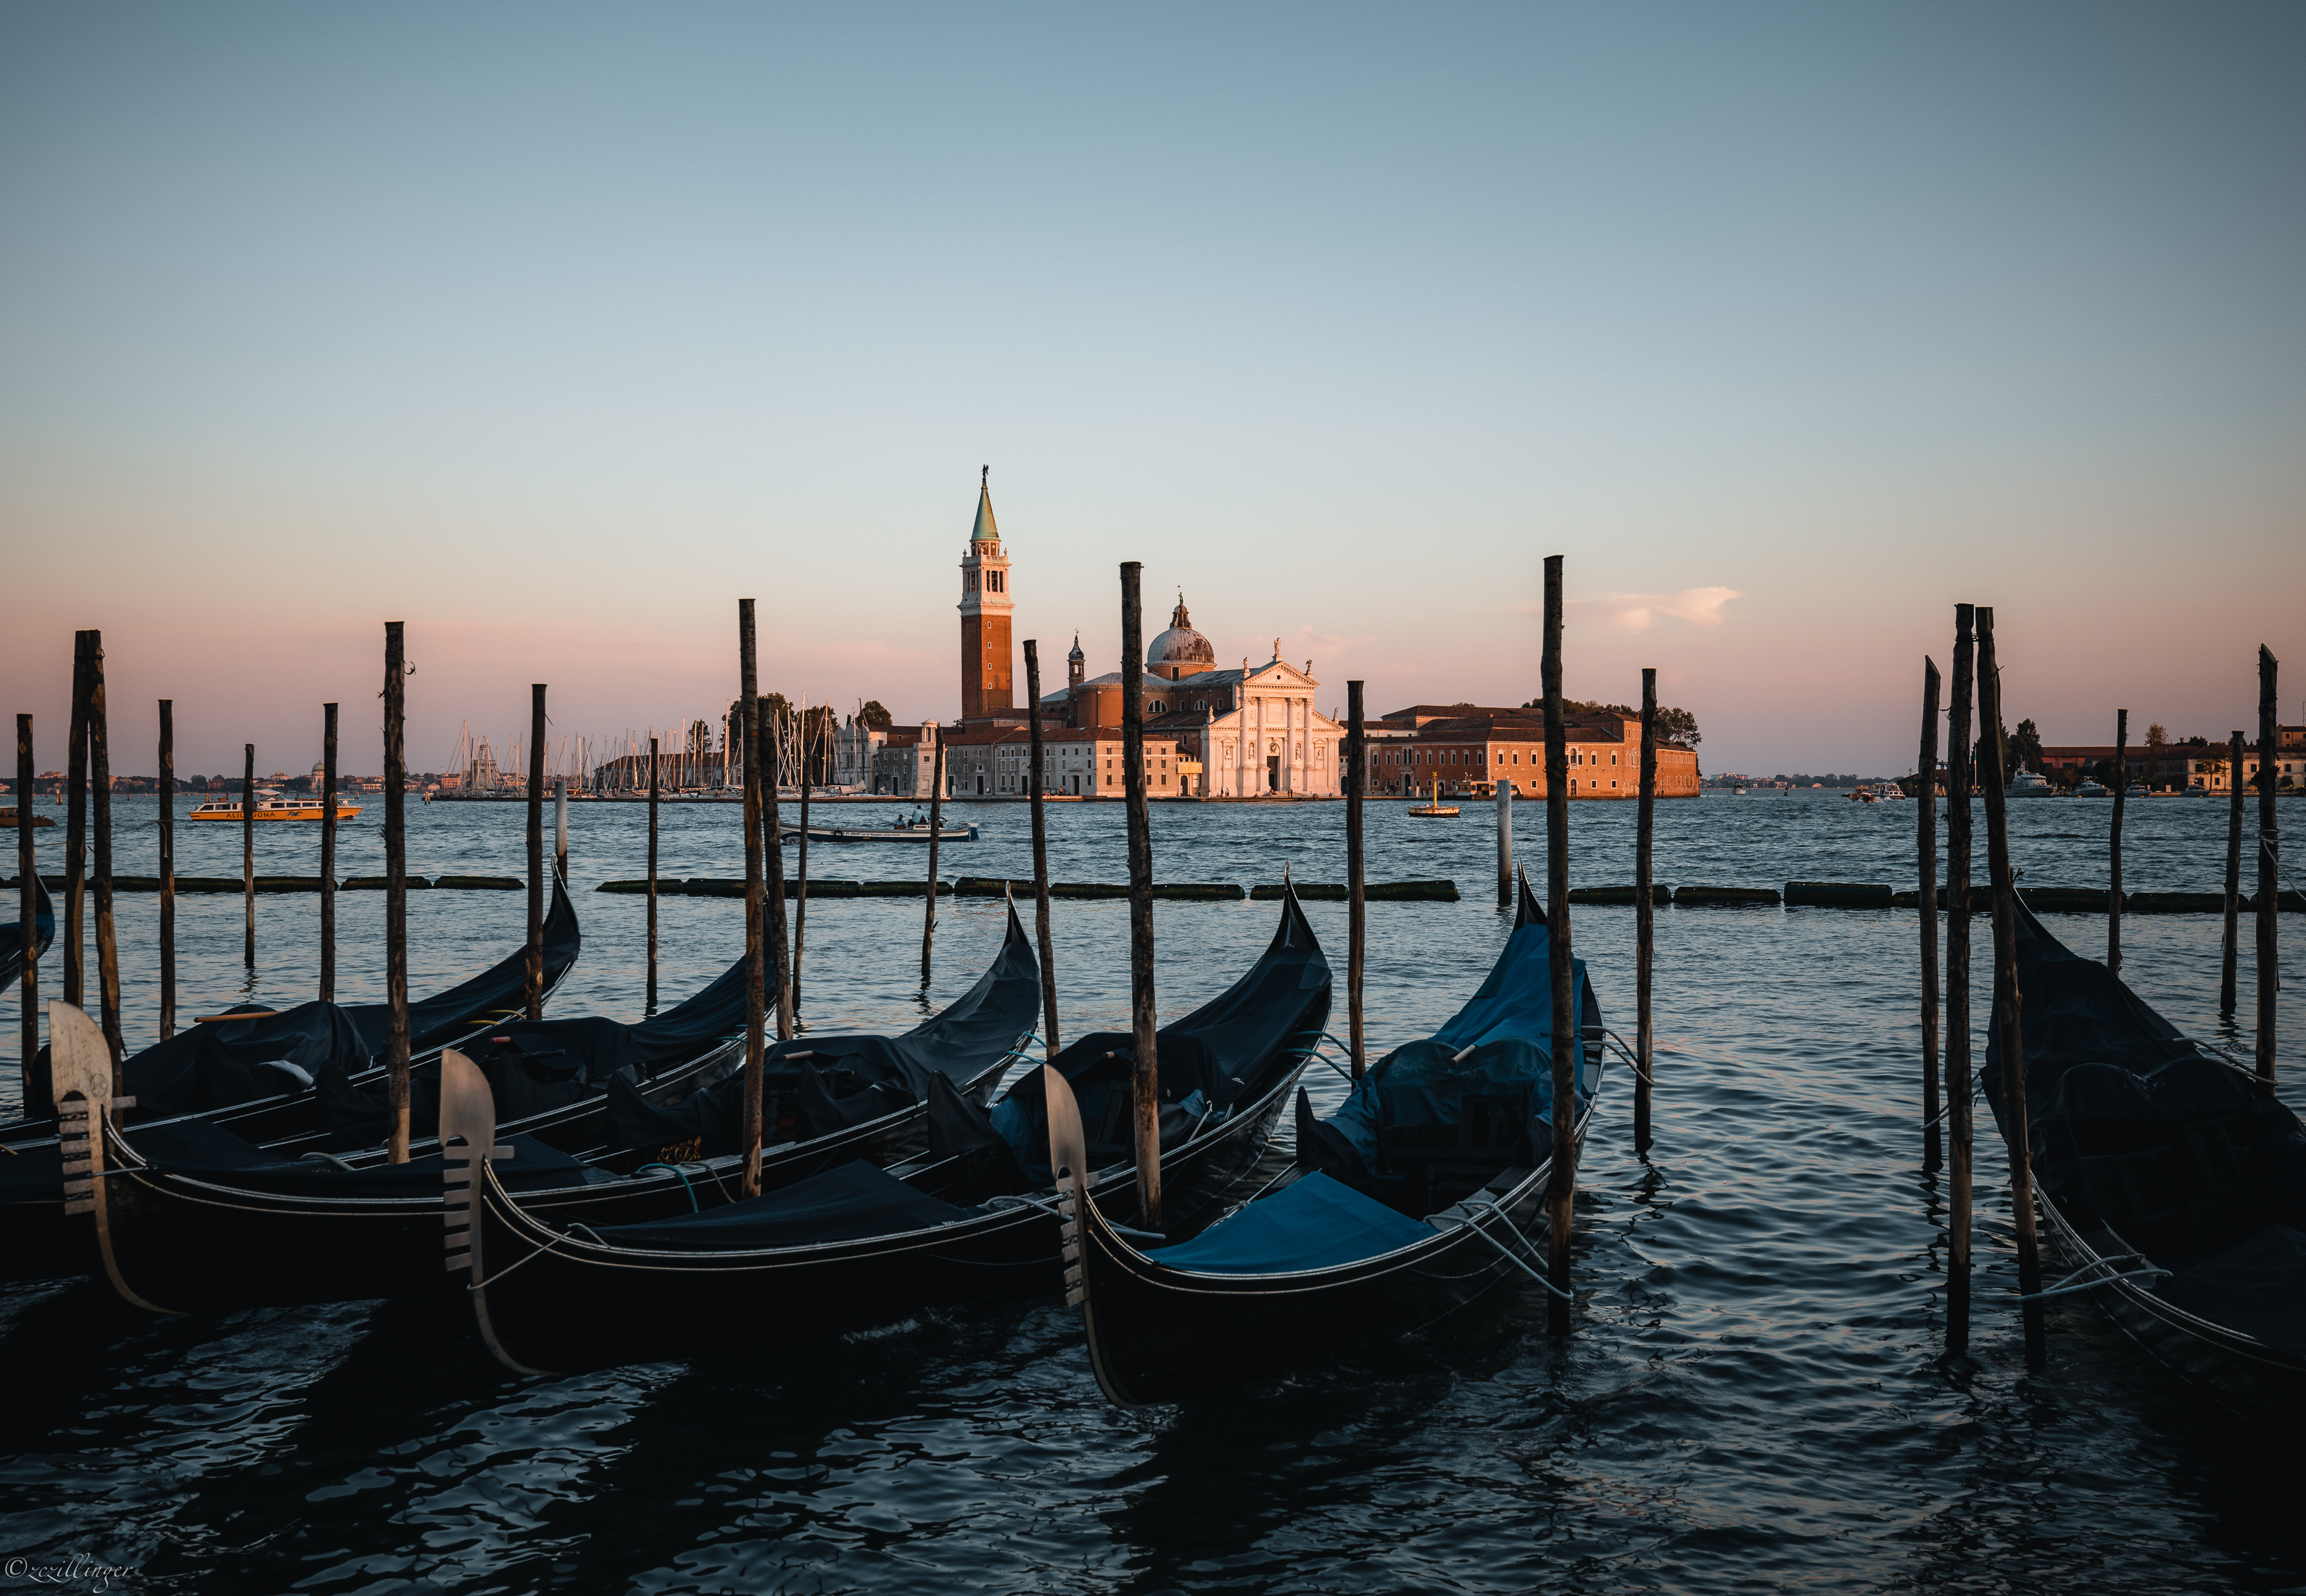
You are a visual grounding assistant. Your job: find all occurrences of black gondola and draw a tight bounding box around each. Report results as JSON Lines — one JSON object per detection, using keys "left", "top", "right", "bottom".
{"left": 62, "top": 907, "right": 1042, "bottom": 1312}
{"left": 1049, "top": 872, "right": 1604, "bottom": 1406}
{"left": 0, "top": 875, "right": 581, "bottom": 1284}
{"left": 0, "top": 876, "right": 54, "bottom": 997}
{"left": 453, "top": 889, "right": 1331, "bottom": 1375}
{"left": 1983, "top": 904, "right": 2306, "bottom": 1408}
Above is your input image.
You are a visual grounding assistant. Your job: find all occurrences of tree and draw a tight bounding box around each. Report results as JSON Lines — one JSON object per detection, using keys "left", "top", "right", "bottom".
{"left": 859, "top": 700, "right": 894, "bottom": 729}
{"left": 1524, "top": 697, "right": 1701, "bottom": 747}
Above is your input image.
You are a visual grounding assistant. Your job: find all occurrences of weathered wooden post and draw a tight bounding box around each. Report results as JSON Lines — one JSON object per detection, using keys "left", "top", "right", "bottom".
{"left": 526, "top": 685, "right": 545, "bottom": 1020}
{"left": 2109, "top": 708, "right": 2128, "bottom": 975}
{"left": 384, "top": 621, "right": 410, "bottom": 1162}
{"left": 1917, "top": 658, "right": 1942, "bottom": 1171}
{"left": 64, "top": 632, "right": 91, "bottom": 1007}
{"left": 86, "top": 633, "right": 122, "bottom": 1071}
{"left": 1347, "top": 679, "right": 1367, "bottom": 1079}
{"left": 1945, "top": 605, "right": 1976, "bottom": 1353}
{"left": 793, "top": 716, "right": 811, "bottom": 1012}
{"left": 1025, "top": 641, "right": 1060, "bottom": 1057}
{"left": 555, "top": 776, "right": 569, "bottom": 882}
{"left": 1635, "top": 667, "right": 1658, "bottom": 1154}
{"left": 1978, "top": 607, "right": 2046, "bottom": 1368}
{"left": 1495, "top": 750, "right": 1513, "bottom": 906}
{"left": 319, "top": 702, "right": 338, "bottom": 1002}
{"left": 1121, "top": 561, "right": 1162, "bottom": 1229}
{"left": 646, "top": 735, "right": 659, "bottom": 1013}
{"left": 241, "top": 742, "right": 256, "bottom": 967}
{"left": 761, "top": 699, "right": 793, "bottom": 1040}
{"left": 159, "top": 702, "right": 175, "bottom": 1038}
{"left": 2257, "top": 645, "right": 2279, "bottom": 1087}
{"left": 738, "top": 602, "right": 766, "bottom": 1198}
{"left": 1541, "top": 555, "right": 1577, "bottom": 1336}
{"left": 2221, "top": 727, "right": 2244, "bottom": 1014}
{"left": 16, "top": 714, "right": 38, "bottom": 1101}
{"left": 919, "top": 728, "right": 946, "bottom": 987}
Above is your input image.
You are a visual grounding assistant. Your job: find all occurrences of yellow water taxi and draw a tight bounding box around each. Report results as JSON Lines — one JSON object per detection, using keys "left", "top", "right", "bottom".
{"left": 189, "top": 796, "right": 363, "bottom": 822}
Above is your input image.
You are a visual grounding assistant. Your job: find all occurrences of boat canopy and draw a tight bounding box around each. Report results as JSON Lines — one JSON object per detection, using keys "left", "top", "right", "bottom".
{"left": 1139, "top": 1171, "right": 1434, "bottom": 1275}
{"left": 125, "top": 1003, "right": 371, "bottom": 1118}
{"left": 590, "top": 1158, "right": 983, "bottom": 1252}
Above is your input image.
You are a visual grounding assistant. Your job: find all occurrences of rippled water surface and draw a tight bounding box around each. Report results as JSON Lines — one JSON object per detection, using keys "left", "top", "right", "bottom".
{"left": 4, "top": 791, "right": 2300, "bottom": 1592}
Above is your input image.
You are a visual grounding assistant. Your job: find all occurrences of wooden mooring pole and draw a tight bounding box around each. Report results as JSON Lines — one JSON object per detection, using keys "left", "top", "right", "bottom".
{"left": 159, "top": 701, "right": 175, "bottom": 1038}
{"left": 16, "top": 714, "right": 39, "bottom": 1104}
{"left": 738, "top": 601, "right": 765, "bottom": 1199}
{"left": 1978, "top": 607, "right": 2046, "bottom": 1368}
{"left": 1635, "top": 666, "right": 1658, "bottom": 1155}
{"left": 2220, "top": 728, "right": 2243, "bottom": 1014}
{"left": 761, "top": 699, "right": 793, "bottom": 1040}
{"left": 1347, "top": 679, "right": 1366, "bottom": 1080}
{"left": 555, "top": 777, "right": 569, "bottom": 882}
{"left": 1944, "top": 605, "right": 1976, "bottom": 1354}
{"left": 86, "top": 632, "right": 123, "bottom": 1072}
{"left": 383, "top": 622, "right": 410, "bottom": 1163}
{"left": 920, "top": 728, "right": 946, "bottom": 989}
{"left": 793, "top": 719, "right": 811, "bottom": 1012}
{"left": 1495, "top": 751, "right": 1513, "bottom": 906}
{"left": 1121, "top": 561, "right": 1162, "bottom": 1231}
{"left": 2257, "top": 645, "right": 2279, "bottom": 1087}
{"left": 241, "top": 742, "right": 256, "bottom": 967}
{"left": 646, "top": 735, "right": 659, "bottom": 1013}
{"left": 1541, "top": 554, "right": 1577, "bottom": 1336}
{"left": 1917, "top": 658, "right": 1942, "bottom": 1171}
{"left": 2109, "top": 708, "right": 2128, "bottom": 975}
{"left": 319, "top": 703, "right": 338, "bottom": 1003}
{"left": 64, "top": 632, "right": 91, "bottom": 1008}
{"left": 526, "top": 685, "right": 545, "bottom": 1021}
{"left": 1025, "top": 641, "right": 1060, "bottom": 1057}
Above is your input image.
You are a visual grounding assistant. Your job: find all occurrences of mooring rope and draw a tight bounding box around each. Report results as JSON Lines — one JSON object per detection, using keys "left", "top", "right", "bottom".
{"left": 635, "top": 1162, "right": 698, "bottom": 1212}
{"left": 2017, "top": 1252, "right": 2171, "bottom": 1302}
{"left": 1457, "top": 1195, "right": 1573, "bottom": 1300}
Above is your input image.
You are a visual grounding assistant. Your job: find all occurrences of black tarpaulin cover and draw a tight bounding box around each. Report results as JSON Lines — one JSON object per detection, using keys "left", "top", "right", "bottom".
{"left": 988, "top": 890, "right": 1331, "bottom": 1183}
{"left": 316, "top": 946, "right": 752, "bottom": 1149}
{"left": 595, "top": 1158, "right": 979, "bottom": 1251}
{"left": 606, "top": 904, "right": 1041, "bottom": 1159}
{"left": 1, "top": 875, "right": 53, "bottom": 996}
{"left": 1988, "top": 904, "right": 2306, "bottom": 1344}
{"left": 124, "top": 1003, "right": 373, "bottom": 1120}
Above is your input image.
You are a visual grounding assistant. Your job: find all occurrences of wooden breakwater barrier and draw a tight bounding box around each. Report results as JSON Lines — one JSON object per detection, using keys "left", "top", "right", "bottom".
{"left": 2, "top": 874, "right": 524, "bottom": 893}
{"left": 1675, "top": 885, "right": 1782, "bottom": 906}
{"left": 1569, "top": 885, "right": 1672, "bottom": 906}
{"left": 1249, "top": 880, "right": 1458, "bottom": 901}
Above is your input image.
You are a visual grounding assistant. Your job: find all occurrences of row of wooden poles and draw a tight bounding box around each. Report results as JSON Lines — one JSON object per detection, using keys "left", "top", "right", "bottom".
{"left": 22, "top": 566, "right": 1666, "bottom": 1331}
{"left": 1913, "top": 608, "right": 2282, "bottom": 1366}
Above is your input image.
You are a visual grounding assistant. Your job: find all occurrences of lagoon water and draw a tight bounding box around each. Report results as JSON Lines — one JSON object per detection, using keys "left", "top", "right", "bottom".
{"left": 2, "top": 790, "right": 2300, "bottom": 1592}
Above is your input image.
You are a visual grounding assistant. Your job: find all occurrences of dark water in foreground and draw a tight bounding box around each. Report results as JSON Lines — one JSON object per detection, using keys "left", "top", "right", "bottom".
{"left": 2, "top": 792, "right": 2301, "bottom": 1593}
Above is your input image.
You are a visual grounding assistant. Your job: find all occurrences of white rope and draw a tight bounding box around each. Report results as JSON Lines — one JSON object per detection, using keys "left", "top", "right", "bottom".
{"left": 1457, "top": 1196, "right": 1573, "bottom": 1300}
{"left": 2017, "top": 1252, "right": 2171, "bottom": 1302}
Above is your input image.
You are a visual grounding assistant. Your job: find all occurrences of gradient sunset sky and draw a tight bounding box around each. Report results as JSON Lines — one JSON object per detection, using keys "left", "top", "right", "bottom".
{"left": 4, "top": 2, "right": 2299, "bottom": 779}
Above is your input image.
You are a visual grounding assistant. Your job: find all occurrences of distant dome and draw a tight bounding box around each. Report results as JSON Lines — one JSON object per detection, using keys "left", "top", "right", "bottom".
{"left": 1148, "top": 597, "right": 1215, "bottom": 668}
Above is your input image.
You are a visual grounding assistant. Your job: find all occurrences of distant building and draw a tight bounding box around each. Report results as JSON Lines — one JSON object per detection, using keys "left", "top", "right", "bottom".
{"left": 831, "top": 714, "right": 888, "bottom": 792}
{"left": 1363, "top": 706, "right": 1700, "bottom": 799}
{"left": 957, "top": 470, "right": 1014, "bottom": 722}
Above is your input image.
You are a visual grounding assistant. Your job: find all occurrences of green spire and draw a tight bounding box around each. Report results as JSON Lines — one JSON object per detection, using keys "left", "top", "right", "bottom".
{"left": 972, "top": 464, "right": 999, "bottom": 545}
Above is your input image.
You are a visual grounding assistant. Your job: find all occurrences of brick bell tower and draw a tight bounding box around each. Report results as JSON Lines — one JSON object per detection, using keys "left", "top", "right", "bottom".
{"left": 957, "top": 466, "right": 1014, "bottom": 721}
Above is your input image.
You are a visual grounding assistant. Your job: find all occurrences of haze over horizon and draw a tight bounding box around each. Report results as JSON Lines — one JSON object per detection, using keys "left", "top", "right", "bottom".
{"left": 4, "top": 3, "right": 2300, "bottom": 780}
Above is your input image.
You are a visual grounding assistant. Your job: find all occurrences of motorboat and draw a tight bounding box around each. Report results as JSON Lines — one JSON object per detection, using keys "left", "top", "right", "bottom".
{"left": 2007, "top": 765, "right": 2056, "bottom": 798}
{"left": 189, "top": 796, "right": 363, "bottom": 822}
{"left": 2073, "top": 778, "right": 2111, "bottom": 798}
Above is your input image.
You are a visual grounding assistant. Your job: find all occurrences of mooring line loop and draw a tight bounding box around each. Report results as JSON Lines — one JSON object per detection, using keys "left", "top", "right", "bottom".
{"left": 1457, "top": 1196, "right": 1573, "bottom": 1301}
{"left": 2015, "top": 1252, "right": 2172, "bottom": 1302}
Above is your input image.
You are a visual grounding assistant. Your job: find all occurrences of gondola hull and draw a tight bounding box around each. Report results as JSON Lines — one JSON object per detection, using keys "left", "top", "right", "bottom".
{"left": 463, "top": 1050, "right": 1299, "bottom": 1373}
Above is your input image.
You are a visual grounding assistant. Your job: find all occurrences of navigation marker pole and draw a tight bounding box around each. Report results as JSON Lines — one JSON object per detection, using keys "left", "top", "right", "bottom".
{"left": 738, "top": 601, "right": 766, "bottom": 1199}
{"left": 1347, "top": 679, "right": 1366, "bottom": 1080}
{"left": 1542, "top": 555, "right": 1577, "bottom": 1336}
{"left": 1025, "top": 641, "right": 1060, "bottom": 1058}
{"left": 1944, "top": 605, "right": 1976, "bottom": 1355}
{"left": 1635, "top": 667, "right": 1658, "bottom": 1155}
{"left": 1917, "top": 658, "right": 1942, "bottom": 1172}
{"left": 1121, "top": 561, "right": 1162, "bottom": 1230}
{"left": 1978, "top": 607, "right": 2046, "bottom": 1368}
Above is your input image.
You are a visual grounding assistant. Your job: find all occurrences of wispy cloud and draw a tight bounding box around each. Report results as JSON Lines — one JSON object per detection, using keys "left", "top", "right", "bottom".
{"left": 1562, "top": 587, "right": 1744, "bottom": 633}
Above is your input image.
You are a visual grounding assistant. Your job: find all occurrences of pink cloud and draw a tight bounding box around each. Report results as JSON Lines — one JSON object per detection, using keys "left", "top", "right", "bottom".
{"left": 1564, "top": 587, "right": 1743, "bottom": 633}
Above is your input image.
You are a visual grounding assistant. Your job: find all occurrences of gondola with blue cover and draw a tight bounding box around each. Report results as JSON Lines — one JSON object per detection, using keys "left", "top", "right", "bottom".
{"left": 1051, "top": 872, "right": 1605, "bottom": 1407}
{"left": 1984, "top": 903, "right": 2306, "bottom": 1407}
{"left": 453, "top": 889, "right": 1331, "bottom": 1375}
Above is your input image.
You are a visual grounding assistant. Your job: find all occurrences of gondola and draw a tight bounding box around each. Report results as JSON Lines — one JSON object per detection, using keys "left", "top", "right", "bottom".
{"left": 452, "top": 887, "right": 1331, "bottom": 1375}
{"left": 1051, "top": 871, "right": 1605, "bottom": 1407}
{"left": 0, "top": 875, "right": 581, "bottom": 1283}
{"left": 1983, "top": 904, "right": 2306, "bottom": 1409}
{"left": 60, "top": 907, "right": 1041, "bottom": 1312}
{"left": 1, "top": 875, "right": 54, "bottom": 997}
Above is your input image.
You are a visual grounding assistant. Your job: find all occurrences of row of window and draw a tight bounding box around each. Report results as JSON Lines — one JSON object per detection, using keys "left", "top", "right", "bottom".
{"left": 1373, "top": 747, "right": 1621, "bottom": 767}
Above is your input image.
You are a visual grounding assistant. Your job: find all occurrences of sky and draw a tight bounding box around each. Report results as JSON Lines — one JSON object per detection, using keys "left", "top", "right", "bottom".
{"left": 3, "top": 1, "right": 2300, "bottom": 779}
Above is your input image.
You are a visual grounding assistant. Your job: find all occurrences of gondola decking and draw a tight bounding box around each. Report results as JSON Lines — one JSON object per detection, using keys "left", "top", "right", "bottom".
{"left": 1051, "top": 872, "right": 1608, "bottom": 1407}
{"left": 1984, "top": 903, "right": 2306, "bottom": 1409}
{"left": 452, "top": 888, "right": 1331, "bottom": 1374}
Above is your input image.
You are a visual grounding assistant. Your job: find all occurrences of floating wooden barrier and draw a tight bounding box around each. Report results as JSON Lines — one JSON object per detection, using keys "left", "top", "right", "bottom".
{"left": 2126, "top": 891, "right": 2230, "bottom": 914}
{"left": 1785, "top": 882, "right": 1893, "bottom": 909}
{"left": 344, "top": 876, "right": 434, "bottom": 890}
{"left": 2020, "top": 886, "right": 2115, "bottom": 914}
{"left": 1675, "top": 885, "right": 1780, "bottom": 906}
{"left": 957, "top": 877, "right": 1244, "bottom": 901}
{"left": 439, "top": 874, "right": 524, "bottom": 891}
{"left": 1250, "top": 880, "right": 1458, "bottom": 901}
{"left": 1569, "top": 884, "right": 1671, "bottom": 906}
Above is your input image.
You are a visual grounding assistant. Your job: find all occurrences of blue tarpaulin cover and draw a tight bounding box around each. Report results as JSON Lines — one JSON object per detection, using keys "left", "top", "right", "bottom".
{"left": 595, "top": 1159, "right": 978, "bottom": 1251}
{"left": 1142, "top": 1172, "right": 1437, "bottom": 1275}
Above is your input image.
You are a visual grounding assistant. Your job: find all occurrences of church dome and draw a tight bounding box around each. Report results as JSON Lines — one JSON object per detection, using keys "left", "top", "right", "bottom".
{"left": 1148, "top": 598, "right": 1215, "bottom": 670}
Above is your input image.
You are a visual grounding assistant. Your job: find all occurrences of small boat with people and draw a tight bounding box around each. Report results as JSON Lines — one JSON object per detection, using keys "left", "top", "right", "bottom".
{"left": 790, "top": 809, "right": 977, "bottom": 843}
{"left": 1983, "top": 903, "right": 2306, "bottom": 1409}
{"left": 189, "top": 795, "right": 363, "bottom": 822}
{"left": 1051, "top": 871, "right": 1605, "bottom": 1406}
